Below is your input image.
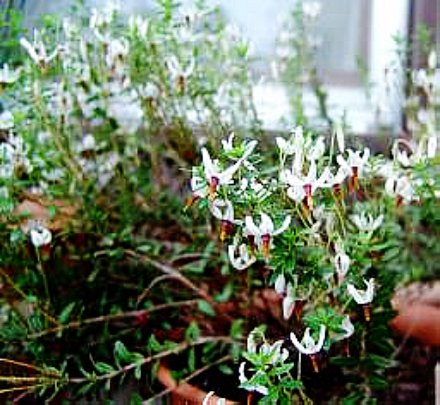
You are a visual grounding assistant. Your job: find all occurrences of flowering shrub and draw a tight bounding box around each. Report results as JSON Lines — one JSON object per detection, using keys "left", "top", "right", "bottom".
{"left": 0, "top": 0, "right": 438, "bottom": 403}
{"left": 188, "top": 126, "right": 438, "bottom": 401}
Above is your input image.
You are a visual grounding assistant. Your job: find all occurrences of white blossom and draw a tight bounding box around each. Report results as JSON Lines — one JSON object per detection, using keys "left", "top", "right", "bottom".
{"left": 0, "top": 111, "right": 14, "bottom": 130}
{"left": 385, "top": 175, "right": 417, "bottom": 204}
{"left": 336, "top": 315, "right": 355, "bottom": 340}
{"left": 244, "top": 213, "right": 291, "bottom": 257}
{"left": 347, "top": 278, "right": 375, "bottom": 305}
{"left": 282, "top": 283, "right": 296, "bottom": 320}
{"left": 228, "top": 243, "right": 256, "bottom": 271}
{"left": 238, "top": 363, "right": 268, "bottom": 396}
{"left": 290, "top": 325, "right": 326, "bottom": 355}
{"left": 282, "top": 161, "right": 330, "bottom": 209}
{"left": 0, "top": 64, "right": 21, "bottom": 85}
{"left": 20, "top": 31, "right": 60, "bottom": 67}
{"left": 26, "top": 221, "right": 52, "bottom": 248}
{"left": 334, "top": 251, "right": 350, "bottom": 282}
{"left": 201, "top": 147, "right": 243, "bottom": 197}
{"left": 350, "top": 212, "right": 383, "bottom": 233}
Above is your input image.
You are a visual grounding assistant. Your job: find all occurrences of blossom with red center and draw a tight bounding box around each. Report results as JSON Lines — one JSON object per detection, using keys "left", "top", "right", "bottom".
{"left": 282, "top": 161, "right": 331, "bottom": 211}
{"left": 244, "top": 213, "right": 291, "bottom": 258}
{"left": 209, "top": 199, "right": 240, "bottom": 241}
{"left": 336, "top": 148, "right": 370, "bottom": 193}
{"left": 201, "top": 147, "right": 243, "bottom": 199}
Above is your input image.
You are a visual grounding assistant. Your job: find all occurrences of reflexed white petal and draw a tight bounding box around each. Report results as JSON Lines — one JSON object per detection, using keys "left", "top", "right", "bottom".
{"left": 274, "top": 274, "right": 286, "bottom": 295}
{"left": 30, "top": 227, "right": 52, "bottom": 247}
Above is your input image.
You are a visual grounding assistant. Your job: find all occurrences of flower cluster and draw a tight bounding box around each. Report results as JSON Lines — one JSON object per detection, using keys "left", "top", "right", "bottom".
{"left": 189, "top": 124, "right": 438, "bottom": 399}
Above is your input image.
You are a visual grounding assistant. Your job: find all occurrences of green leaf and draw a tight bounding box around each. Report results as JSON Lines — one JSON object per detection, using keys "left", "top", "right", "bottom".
{"left": 114, "top": 341, "right": 132, "bottom": 364}
{"left": 197, "top": 300, "right": 216, "bottom": 317}
{"left": 214, "top": 282, "right": 233, "bottom": 302}
{"left": 188, "top": 347, "right": 196, "bottom": 372}
{"left": 134, "top": 365, "right": 142, "bottom": 380}
{"left": 58, "top": 302, "right": 75, "bottom": 325}
{"left": 218, "top": 364, "right": 233, "bottom": 375}
{"left": 229, "top": 319, "right": 243, "bottom": 339}
{"left": 147, "top": 334, "right": 163, "bottom": 352}
{"left": 94, "top": 362, "right": 115, "bottom": 374}
{"left": 185, "top": 321, "right": 200, "bottom": 342}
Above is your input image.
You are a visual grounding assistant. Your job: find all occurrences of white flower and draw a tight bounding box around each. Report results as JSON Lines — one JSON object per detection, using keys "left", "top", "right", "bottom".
{"left": 274, "top": 273, "right": 286, "bottom": 295}
{"left": 27, "top": 222, "right": 52, "bottom": 248}
{"left": 128, "top": 15, "right": 149, "bottom": 38}
{"left": 20, "top": 31, "right": 60, "bottom": 67}
{"left": 282, "top": 283, "right": 296, "bottom": 320}
{"left": 188, "top": 168, "right": 208, "bottom": 203}
{"left": 210, "top": 199, "right": 240, "bottom": 241}
{"left": 238, "top": 363, "right": 268, "bottom": 396}
{"left": 228, "top": 243, "right": 256, "bottom": 271}
{"left": 282, "top": 161, "right": 330, "bottom": 209}
{"left": 75, "top": 134, "right": 96, "bottom": 153}
{"left": 350, "top": 212, "right": 383, "bottom": 233}
{"left": 201, "top": 147, "right": 243, "bottom": 198}
{"left": 105, "top": 38, "right": 129, "bottom": 72}
{"left": 336, "top": 148, "right": 370, "bottom": 190}
{"left": 392, "top": 138, "right": 433, "bottom": 167}
{"left": 167, "top": 56, "right": 195, "bottom": 80}
{"left": 108, "top": 92, "right": 143, "bottom": 134}
{"left": 347, "top": 278, "right": 375, "bottom": 305}
{"left": 0, "top": 64, "right": 21, "bottom": 85}
{"left": 290, "top": 325, "right": 326, "bottom": 355}
{"left": 221, "top": 133, "right": 258, "bottom": 171}
{"left": 259, "top": 340, "right": 289, "bottom": 364}
{"left": 385, "top": 175, "right": 416, "bottom": 205}
{"left": 336, "top": 315, "right": 355, "bottom": 340}
{"left": 244, "top": 213, "right": 291, "bottom": 258}
{"left": 0, "top": 110, "right": 14, "bottom": 130}
{"left": 324, "top": 167, "right": 347, "bottom": 188}
{"left": 334, "top": 251, "right": 350, "bottom": 282}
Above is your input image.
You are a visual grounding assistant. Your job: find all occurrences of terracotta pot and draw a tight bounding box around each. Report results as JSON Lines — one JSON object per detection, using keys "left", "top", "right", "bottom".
{"left": 391, "top": 282, "right": 440, "bottom": 346}
{"left": 157, "top": 364, "right": 238, "bottom": 404}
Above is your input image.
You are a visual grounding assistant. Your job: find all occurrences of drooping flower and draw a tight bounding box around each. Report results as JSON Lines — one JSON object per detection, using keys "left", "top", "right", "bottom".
{"left": 384, "top": 175, "right": 417, "bottom": 206}
{"left": 201, "top": 147, "right": 243, "bottom": 198}
{"left": 244, "top": 213, "right": 291, "bottom": 258}
{"left": 274, "top": 273, "right": 286, "bottom": 295}
{"left": 290, "top": 325, "right": 326, "bottom": 356}
{"left": 334, "top": 250, "right": 350, "bottom": 284}
{"left": 221, "top": 132, "right": 258, "bottom": 171}
{"left": 25, "top": 220, "right": 52, "bottom": 248}
{"left": 336, "top": 148, "right": 370, "bottom": 192}
{"left": 167, "top": 56, "right": 195, "bottom": 92}
{"left": 228, "top": 243, "right": 256, "bottom": 271}
{"left": 238, "top": 363, "right": 268, "bottom": 396}
{"left": 282, "top": 283, "right": 296, "bottom": 320}
{"left": 350, "top": 212, "right": 383, "bottom": 233}
{"left": 209, "top": 199, "right": 240, "bottom": 241}
{"left": 347, "top": 278, "right": 375, "bottom": 321}
{"left": 336, "top": 315, "right": 355, "bottom": 341}
{"left": 20, "top": 31, "right": 60, "bottom": 68}
{"left": 0, "top": 64, "right": 21, "bottom": 86}
{"left": 0, "top": 110, "right": 14, "bottom": 130}
{"left": 324, "top": 166, "right": 348, "bottom": 198}
{"left": 282, "top": 160, "right": 330, "bottom": 210}
{"left": 347, "top": 278, "right": 375, "bottom": 305}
